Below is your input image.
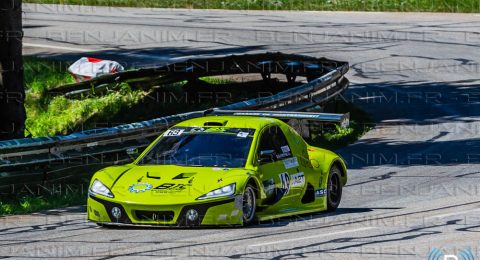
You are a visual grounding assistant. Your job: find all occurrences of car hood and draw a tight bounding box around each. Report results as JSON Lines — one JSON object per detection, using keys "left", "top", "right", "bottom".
{"left": 105, "top": 165, "right": 249, "bottom": 205}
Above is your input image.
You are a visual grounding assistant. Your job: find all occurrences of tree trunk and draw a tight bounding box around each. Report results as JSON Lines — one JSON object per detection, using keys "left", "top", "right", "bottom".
{"left": 0, "top": 0, "right": 25, "bottom": 140}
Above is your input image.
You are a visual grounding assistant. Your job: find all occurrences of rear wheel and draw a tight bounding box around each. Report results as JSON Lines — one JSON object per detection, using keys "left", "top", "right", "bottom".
{"left": 327, "top": 165, "right": 343, "bottom": 211}
{"left": 242, "top": 184, "right": 256, "bottom": 225}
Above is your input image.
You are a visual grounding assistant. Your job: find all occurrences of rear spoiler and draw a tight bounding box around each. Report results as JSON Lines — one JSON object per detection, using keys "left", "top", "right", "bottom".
{"left": 209, "top": 109, "right": 350, "bottom": 128}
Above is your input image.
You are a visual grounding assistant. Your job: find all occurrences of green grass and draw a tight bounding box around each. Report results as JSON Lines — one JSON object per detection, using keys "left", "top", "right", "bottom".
{"left": 24, "top": 57, "right": 147, "bottom": 137}
{"left": 24, "top": 57, "right": 74, "bottom": 93}
{"left": 26, "top": 90, "right": 146, "bottom": 136}
{"left": 198, "top": 76, "right": 237, "bottom": 84}
{"left": 0, "top": 191, "right": 86, "bottom": 216}
{"left": 308, "top": 100, "right": 374, "bottom": 151}
{"left": 24, "top": 0, "right": 480, "bottom": 12}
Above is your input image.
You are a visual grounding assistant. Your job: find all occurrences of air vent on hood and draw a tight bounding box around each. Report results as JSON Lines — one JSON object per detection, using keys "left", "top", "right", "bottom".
{"left": 147, "top": 172, "right": 160, "bottom": 179}
{"left": 172, "top": 172, "right": 197, "bottom": 179}
{"left": 204, "top": 120, "right": 228, "bottom": 126}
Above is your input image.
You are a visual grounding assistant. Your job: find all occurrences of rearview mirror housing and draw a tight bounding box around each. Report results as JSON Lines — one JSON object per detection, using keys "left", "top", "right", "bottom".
{"left": 258, "top": 150, "right": 275, "bottom": 164}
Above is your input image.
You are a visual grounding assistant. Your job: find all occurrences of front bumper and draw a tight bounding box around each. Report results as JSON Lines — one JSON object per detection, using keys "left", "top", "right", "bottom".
{"left": 87, "top": 195, "right": 243, "bottom": 226}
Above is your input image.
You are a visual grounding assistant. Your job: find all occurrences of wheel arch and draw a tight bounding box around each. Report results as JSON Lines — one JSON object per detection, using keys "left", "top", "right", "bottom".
{"left": 330, "top": 159, "right": 348, "bottom": 186}
{"left": 245, "top": 176, "right": 262, "bottom": 199}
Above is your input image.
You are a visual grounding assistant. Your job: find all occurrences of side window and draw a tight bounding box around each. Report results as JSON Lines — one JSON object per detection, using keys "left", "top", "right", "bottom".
{"left": 258, "top": 126, "right": 292, "bottom": 161}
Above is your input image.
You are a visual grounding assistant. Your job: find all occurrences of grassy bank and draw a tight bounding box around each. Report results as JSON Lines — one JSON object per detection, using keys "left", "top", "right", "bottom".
{"left": 24, "top": 0, "right": 480, "bottom": 13}
{"left": 24, "top": 57, "right": 372, "bottom": 145}
{"left": 24, "top": 57, "right": 147, "bottom": 137}
{"left": 309, "top": 100, "right": 373, "bottom": 151}
{"left": 0, "top": 191, "right": 86, "bottom": 216}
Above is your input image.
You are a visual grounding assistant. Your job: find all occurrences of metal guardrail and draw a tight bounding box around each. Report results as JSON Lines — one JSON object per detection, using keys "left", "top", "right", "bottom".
{"left": 0, "top": 52, "right": 349, "bottom": 191}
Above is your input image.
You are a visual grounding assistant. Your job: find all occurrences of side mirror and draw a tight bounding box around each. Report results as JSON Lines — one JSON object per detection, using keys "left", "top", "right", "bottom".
{"left": 258, "top": 150, "right": 275, "bottom": 164}
{"left": 126, "top": 147, "right": 139, "bottom": 157}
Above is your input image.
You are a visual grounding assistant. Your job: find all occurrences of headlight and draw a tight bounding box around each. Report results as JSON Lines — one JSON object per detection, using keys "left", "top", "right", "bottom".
{"left": 197, "top": 183, "right": 235, "bottom": 200}
{"left": 89, "top": 179, "right": 114, "bottom": 198}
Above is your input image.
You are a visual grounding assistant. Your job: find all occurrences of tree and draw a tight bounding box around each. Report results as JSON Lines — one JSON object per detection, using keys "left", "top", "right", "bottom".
{"left": 0, "top": 0, "right": 25, "bottom": 140}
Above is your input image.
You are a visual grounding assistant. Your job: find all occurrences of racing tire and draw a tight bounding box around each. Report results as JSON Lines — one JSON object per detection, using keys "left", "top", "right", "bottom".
{"left": 326, "top": 165, "right": 343, "bottom": 212}
{"left": 242, "top": 184, "right": 257, "bottom": 225}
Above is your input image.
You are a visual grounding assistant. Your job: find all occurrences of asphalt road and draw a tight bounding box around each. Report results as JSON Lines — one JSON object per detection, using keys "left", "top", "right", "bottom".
{"left": 1, "top": 4, "right": 480, "bottom": 259}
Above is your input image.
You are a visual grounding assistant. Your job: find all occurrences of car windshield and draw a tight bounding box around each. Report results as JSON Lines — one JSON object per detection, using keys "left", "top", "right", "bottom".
{"left": 138, "top": 127, "right": 255, "bottom": 168}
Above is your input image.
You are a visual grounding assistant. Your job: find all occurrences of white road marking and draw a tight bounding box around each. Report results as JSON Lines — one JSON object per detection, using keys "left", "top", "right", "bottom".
{"left": 23, "top": 42, "right": 95, "bottom": 52}
{"left": 250, "top": 226, "right": 376, "bottom": 247}
{"left": 424, "top": 208, "right": 480, "bottom": 220}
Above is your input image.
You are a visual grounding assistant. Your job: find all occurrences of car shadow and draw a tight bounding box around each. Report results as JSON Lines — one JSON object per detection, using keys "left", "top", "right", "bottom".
{"left": 247, "top": 207, "right": 402, "bottom": 228}
{"left": 94, "top": 207, "right": 402, "bottom": 230}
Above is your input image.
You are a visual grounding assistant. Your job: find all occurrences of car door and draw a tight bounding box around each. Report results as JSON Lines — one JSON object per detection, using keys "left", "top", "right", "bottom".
{"left": 281, "top": 124, "right": 317, "bottom": 203}
{"left": 256, "top": 125, "right": 302, "bottom": 207}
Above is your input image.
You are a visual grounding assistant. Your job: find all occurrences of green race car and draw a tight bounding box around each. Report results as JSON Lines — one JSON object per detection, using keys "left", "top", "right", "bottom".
{"left": 87, "top": 112, "right": 348, "bottom": 226}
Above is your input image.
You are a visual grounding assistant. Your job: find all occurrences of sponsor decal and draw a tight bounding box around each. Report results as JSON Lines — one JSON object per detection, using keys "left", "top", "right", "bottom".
{"left": 283, "top": 157, "right": 299, "bottom": 169}
{"left": 276, "top": 152, "right": 291, "bottom": 159}
{"left": 237, "top": 132, "right": 249, "bottom": 138}
{"left": 281, "top": 145, "right": 290, "bottom": 153}
{"left": 206, "top": 127, "right": 228, "bottom": 132}
{"left": 128, "top": 183, "right": 153, "bottom": 193}
{"left": 152, "top": 183, "right": 188, "bottom": 193}
{"left": 163, "top": 129, "right": 185, "bottom": 136}
{"left": 164, "top": 127, "right": 255, "bottom": 136}
{"left": 315, "top": 188, "right": 327, "bottom": 197}
{"left": 290, "top": 172, "right": 305, "bottom": 188}
{"left": 279, "top": 172, "right": 291, "bottom": 194}
{"left": 191, "top": 127, "right": 205, "bottom": 132}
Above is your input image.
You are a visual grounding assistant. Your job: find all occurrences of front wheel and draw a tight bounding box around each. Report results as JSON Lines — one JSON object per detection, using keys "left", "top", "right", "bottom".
{"left": 242, "top": 184, "right": 256, "bottom": 225}
{"left": 326, "top": 165, "right": 343, "bottom": 211}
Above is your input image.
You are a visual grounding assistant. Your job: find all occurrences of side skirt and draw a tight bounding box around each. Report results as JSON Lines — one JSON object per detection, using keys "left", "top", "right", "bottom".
{"left": 256, "top": 201, "right": 327, "bottom": 222}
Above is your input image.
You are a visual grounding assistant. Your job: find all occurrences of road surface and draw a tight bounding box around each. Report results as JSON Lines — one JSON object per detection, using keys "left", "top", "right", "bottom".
{"left": 1, "top": 4, "right": 480, "bottom": 259}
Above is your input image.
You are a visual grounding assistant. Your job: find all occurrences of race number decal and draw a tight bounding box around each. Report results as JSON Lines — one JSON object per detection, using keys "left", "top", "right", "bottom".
{"left": 164, "top": 129, "right": 184, "bottom": 136}
{"left": 283, "top": 157, "right": 299, "bottom": 169}
{"left": 290, "top": 172, "right": 305, "bottom": 188}
{"left": 279, "top": 172, "right": 291, "bottom": 194}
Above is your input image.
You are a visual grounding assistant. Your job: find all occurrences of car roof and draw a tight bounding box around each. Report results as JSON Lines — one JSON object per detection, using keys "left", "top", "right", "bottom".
{"left": 174, "top": 116, "right": 281, "bottom": 130}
